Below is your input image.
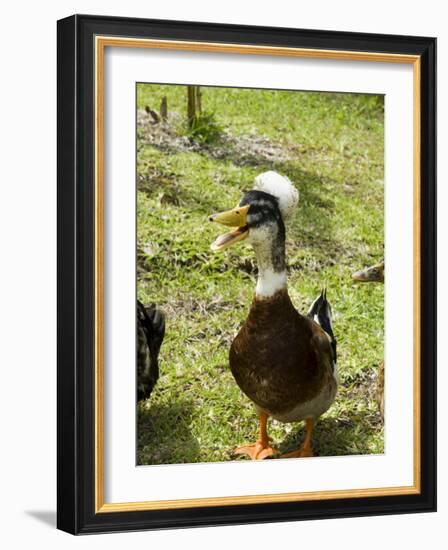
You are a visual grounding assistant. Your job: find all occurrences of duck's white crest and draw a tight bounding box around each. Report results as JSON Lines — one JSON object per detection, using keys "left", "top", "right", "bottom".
{"left": 253, "top": 171, "right": 299, "bottom": 221}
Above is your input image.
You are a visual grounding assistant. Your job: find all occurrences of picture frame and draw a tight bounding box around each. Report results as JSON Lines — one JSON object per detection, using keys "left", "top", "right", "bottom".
{"left": 57, "top": 14, "right": 436, "bottom": 534}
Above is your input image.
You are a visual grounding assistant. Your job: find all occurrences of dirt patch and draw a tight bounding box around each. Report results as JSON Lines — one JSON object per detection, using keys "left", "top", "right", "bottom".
{"left": 343, "top": 365, "right": 381, "bottom": 403}
{"left": 137, "top": 109, "right": 295, "bottom": 166}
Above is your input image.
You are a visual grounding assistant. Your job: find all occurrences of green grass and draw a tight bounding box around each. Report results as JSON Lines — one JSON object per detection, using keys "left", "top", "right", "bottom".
{"left": 136, "top": 84, "right": 384, "bottom": 465}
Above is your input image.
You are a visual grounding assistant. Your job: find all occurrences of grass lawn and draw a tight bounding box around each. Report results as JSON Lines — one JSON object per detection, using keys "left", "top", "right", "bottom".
{"left": 136, "top": 84, "right": 384, "bottom": 465}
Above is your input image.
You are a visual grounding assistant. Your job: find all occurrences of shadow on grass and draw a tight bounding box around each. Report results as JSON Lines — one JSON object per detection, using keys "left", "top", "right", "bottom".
{"left": 137, "top": 398, "right": 200, "bottom": 465}
{"left": 137, "top": 147, "right": 355, "bottom": 293}
{"left": 276, "top": 161, "right": 335, "bottom": 231}
{"left": 138, "top": 147, "right": 343, "bottom": 258}
{"left": 276, "top": 413, "right": 383, "bottom": 458}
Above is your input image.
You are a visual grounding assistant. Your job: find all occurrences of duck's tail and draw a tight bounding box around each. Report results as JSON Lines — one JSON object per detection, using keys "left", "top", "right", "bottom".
{"left": 307, "top": 288, "right": 337, "bottom": 366}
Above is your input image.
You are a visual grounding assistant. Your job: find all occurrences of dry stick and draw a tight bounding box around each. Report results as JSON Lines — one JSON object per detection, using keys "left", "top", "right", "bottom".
{"left": 160, "top": 96, "right": 168, "bottom": 122}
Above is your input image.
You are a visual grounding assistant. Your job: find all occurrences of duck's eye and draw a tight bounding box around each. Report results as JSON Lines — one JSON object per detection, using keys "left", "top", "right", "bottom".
{"left": 236, "top": 210, "right": 240, "bottom": 215}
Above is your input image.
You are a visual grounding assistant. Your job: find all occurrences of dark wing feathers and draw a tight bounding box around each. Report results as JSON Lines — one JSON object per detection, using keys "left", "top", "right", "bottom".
{"left": 142, "top": 303, "right": 165, "bottom": 358}
{"left": 307, "top": 289, "right": 337, "bottom": 368}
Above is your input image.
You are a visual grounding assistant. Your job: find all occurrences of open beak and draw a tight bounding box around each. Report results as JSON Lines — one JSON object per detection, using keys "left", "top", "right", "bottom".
{"left": 209, "top": 204, "right": 250, "bottom": 251}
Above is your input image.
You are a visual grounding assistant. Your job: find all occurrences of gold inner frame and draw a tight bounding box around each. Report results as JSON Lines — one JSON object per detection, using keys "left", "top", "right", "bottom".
{"left": 94, "top": 36, "right": 421, "bottom": 513}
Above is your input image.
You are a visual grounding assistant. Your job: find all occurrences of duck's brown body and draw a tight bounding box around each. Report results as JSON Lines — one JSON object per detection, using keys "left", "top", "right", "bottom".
{"left": 230, "top": 289, "right": 337, "bottom": 423}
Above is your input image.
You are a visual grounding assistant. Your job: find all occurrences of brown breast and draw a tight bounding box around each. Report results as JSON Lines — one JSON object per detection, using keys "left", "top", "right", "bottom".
{"left": 229, "top": 289, "right": 331, "bottom": 417}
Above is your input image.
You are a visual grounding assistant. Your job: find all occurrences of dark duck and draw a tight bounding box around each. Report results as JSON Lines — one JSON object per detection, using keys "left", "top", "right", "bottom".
{"left": 137, "top": 300, "right": 165, "bottom": 401}
{"left": 210, "top": 171, "right": 337, "bottom": 459}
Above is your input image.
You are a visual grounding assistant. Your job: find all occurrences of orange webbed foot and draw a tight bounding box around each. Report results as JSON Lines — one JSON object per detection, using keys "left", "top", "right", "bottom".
{"left": 234, "top": 440, "right": 278, "bottom": 460}
{"left": 281, "top": 445, "right": 313, "bottom": 459}
{"left": 281, "top": 418, "right": 315, "bottom": 458}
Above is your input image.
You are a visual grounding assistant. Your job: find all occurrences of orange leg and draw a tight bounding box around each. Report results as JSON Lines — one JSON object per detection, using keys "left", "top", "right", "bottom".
{"left": 281, "top": 418, "right": 314, "bottom": 458}
{"left": 234, "top": 412, "right": 278, "bottom": 460}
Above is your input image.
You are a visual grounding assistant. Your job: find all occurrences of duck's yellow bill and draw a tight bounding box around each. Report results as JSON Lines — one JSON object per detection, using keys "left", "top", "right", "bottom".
{"left": 209, "top": 204, "right": 250, "bottom": 251}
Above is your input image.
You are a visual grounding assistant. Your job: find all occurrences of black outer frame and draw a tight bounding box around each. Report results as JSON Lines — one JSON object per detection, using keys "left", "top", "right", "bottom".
{"left": 57, "top": 14, "right": 436, "bottom": 535}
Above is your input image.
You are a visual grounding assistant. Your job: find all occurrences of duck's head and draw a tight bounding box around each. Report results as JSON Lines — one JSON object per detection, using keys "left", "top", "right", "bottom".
{"left": 209, "top": 189, "right": 285, "bottom": 252}
{"left": 352, "top": 261, "right": 384, "bottom": 283}
{"left": 209, "top": 171, "right": 298, "bottom": 254}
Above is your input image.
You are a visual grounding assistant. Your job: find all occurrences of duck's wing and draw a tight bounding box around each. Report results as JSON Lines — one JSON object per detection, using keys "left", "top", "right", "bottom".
{"left": 307, "top": 289, "right": 337, "bottom": 369}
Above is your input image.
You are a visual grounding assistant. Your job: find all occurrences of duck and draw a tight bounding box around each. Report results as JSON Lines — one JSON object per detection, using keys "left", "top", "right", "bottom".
{"left": 137, "top": 300, "right": 165, "bottom": 401}
{"left": 352, "top": 261, "right": 384, "bottom": 284}
{"left": 210, "top": 171, "right": 337, "bottom": 459}
{"left": 352, "top": 261, "right": 384, "bottom": 418}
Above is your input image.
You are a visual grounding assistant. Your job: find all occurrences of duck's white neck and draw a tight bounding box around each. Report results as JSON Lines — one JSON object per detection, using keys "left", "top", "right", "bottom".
{"left": 251, "top": 235, "right": 287, "bottom": 299}
{"left": 255, "top": 269, "right": 287, "bottom": 298}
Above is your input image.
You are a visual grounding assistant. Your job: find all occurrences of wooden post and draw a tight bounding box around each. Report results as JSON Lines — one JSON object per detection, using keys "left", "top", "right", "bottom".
{"left": 187, "top": 85, "right": 202, "bottom": 128}
{"left": 197, "top": 87, "right": 202, "bottom": 113}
